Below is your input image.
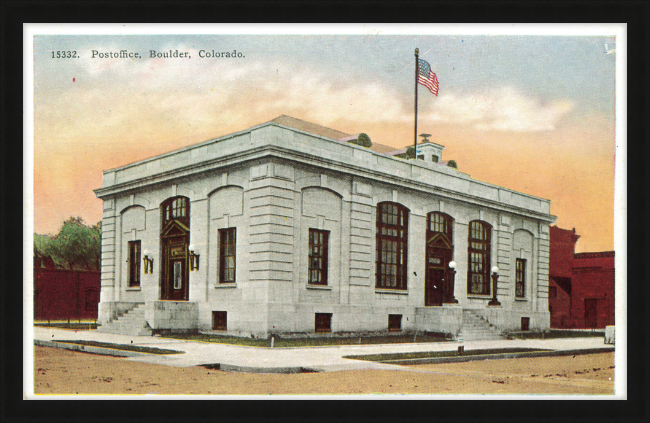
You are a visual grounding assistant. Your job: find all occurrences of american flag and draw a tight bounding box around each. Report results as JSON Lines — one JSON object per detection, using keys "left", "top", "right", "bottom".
{"left": 418, "top": 59, "right": 439, "bottom": 96}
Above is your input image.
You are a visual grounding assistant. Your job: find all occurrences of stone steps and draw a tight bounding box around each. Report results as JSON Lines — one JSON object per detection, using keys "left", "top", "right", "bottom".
{"left": 97, "top": 304, "right": 152, "bottom": 336}
{"left": 458, "top": 310, "right": 505, "bottom": 341}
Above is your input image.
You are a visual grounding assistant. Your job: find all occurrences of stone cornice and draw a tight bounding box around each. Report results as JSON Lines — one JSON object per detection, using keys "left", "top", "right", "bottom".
{"left": 94, "top": 123, "right": 556, "bottom": 223}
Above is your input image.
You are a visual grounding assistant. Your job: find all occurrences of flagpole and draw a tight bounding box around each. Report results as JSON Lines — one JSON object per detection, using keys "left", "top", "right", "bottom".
{"left": 414, "top": 48, "right": 419, "bottom": 159}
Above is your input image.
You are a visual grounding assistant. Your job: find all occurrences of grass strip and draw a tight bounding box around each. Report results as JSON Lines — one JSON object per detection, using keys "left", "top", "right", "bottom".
{"left": 35, "top": 323, "right": 98, "bottom": 330}
{"left": 55, "top": 340, "right": 184, "bottom": 355}
{"left": 343, "top": 348, "right": 551, "bottom": 362}
{"left": 511, "top": 330, "right": 604, "bottom": 340}
{"left": 162, "top": 333, "right": 451, "bottom": 348}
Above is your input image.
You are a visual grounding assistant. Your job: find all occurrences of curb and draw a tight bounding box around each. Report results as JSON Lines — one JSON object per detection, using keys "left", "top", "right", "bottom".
{"left": 375, "top": 347, "right": 615, "bottom": 365}
{"left": 202, "top": 363, "right": 321, "bottom": 374}
{"left": 35, "top": 340, "right": 181, "bottom": 358}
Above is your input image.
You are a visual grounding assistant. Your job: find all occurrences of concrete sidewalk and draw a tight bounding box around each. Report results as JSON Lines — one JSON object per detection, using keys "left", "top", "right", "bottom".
{"left": 33, "top": 327, "right": 613, "bottom": 373}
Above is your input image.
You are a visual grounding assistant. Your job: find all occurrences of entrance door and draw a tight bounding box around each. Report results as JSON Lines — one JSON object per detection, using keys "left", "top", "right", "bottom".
{"left": 584, "top": 299, "right": 598, "bottom": 328}
{"left": 425, "top": 266, "right": 444, "bottom": 306}
{"left": 160, "top": 196, "right": 190, "bottom": 301}
{"left": 161, "top": 233, "right": 189, "bottom": 301}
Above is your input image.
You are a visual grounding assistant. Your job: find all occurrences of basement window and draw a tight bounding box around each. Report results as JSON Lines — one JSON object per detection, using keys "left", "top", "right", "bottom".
{"left": 521, "top": 317, "right": 530, "bottom": 332}
{"left": 212, "top": 311, "right": 227, "bottom": 331}
{"left": 315, "top": 313, "right": 332, "bottom": 333}
{"left": 388, "top": 314, "right": 402, "bottom": 332}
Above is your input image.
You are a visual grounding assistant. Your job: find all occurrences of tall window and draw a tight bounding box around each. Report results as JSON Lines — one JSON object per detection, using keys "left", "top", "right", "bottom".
{"left": 376, "top": 202, "right": 409, "bottom": 290}
{"left": 467, "top": 220, "right": 491, "bottom": 295}
{"left": 219, "top": 228, "right": 236, "bottom": 283}
{"left": 308, "top": 229, "right": 329, "bottom": 285}
{"left": 515, "top": 258, "right": 526, "bottom": 298}
{"left": 128, "top": 240, "right": 141, "bottom": 287}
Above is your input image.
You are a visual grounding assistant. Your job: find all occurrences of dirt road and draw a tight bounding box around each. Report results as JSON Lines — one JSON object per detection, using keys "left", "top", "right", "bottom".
{"left": 33, "top": 346, "right": 614, "bottom": 395}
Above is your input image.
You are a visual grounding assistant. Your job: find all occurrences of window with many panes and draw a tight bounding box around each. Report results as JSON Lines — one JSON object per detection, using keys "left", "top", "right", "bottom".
{"left": 162, "top": 197, "right": 189, "bottom": 224}
{"left": 219, "top": 228, "right": 236, "bottom": 283}
{"left": 515, "top": 258, "right": 526, "bottom": 298}
{"left": 376, "top": 202, "right": 409, "bottom": 290}
{"left": 428, "top": 212, "right": 453, "bottom": 242}
{"left": 128, "top": 240, "right": 141, "bottom": 287}
{"left": 467, "top": 220, "right": 491, "bottom": 295}
{"left": 308, "top": 229, "right": 329, "bottom": 285}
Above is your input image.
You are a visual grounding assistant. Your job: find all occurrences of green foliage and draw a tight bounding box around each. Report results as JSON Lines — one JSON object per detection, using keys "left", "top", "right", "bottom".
{"left": 35, "top": 217, "right": 101, "bottom": 271}
{"left": 348, "top": 133, "right": 372, "bottom": 148}
{"left": 447, "top": 160, "right": 458, "bottom": 169}
{"left": 55, "top": 340, "right": 183, "bottom": 355}
{"left": 406, "top": 146, "right": 415, "bottom": 159}
{"left": 356, "top": 133, "right": 372, "bottom": 148}
{"left": 343, "top": 348, "right": 550, "bottom": 363}
{"left": 163, "top": 333, "right": 450, "bottom": 348}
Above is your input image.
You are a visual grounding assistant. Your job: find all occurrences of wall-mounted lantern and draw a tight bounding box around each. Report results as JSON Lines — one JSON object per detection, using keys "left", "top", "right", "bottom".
{"left": 488, "top": 266, "right": 501, "bottom": 306}
{"left": 189, "top": 245, "right": 200, "bottom": 271}
{"left": 143, "top": 250, "right": 154, "bottom": 274}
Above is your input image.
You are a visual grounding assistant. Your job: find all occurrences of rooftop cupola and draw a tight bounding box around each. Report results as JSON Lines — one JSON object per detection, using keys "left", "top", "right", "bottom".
{"left": 416, "top": 136, "right": 445, "bottom": 163}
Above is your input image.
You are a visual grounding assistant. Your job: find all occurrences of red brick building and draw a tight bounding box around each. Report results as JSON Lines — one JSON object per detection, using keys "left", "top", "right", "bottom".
{"left": 548, "top": 226, "right": 615, "bottom": 329}
{"left": 34, "top": 249, "right": 100, "bottom": 322}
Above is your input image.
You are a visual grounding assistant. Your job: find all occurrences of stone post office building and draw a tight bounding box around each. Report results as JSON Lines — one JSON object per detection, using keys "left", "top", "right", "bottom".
{"left": 94, "top": 115, "right": 556, "bottom": 339}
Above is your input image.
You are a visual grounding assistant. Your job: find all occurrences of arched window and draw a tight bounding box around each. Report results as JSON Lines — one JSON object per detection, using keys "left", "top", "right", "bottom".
{"left": 468, "top": 220, "right": 492, "bottom": 295}
{"left": 376, "top": 202, "right": 409, "bottom": 290}
{"left": 162, "top": 196, "right": 189, "bottom": 225}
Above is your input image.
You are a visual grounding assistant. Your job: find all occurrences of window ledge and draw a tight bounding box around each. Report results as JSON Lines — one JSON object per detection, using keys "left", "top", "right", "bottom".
{"left": 215, "top": 283, "right": 237, "bottom": 289}
{"left": 514, "top": 297, "right": 529, "bottom": 301}
{"left": 375, "top": 289, "right": 409, "bottom": 295}
{"left": 467, "top": 294, "right": 492, "bottom": 300}
{"left": 306, "top": 284, "right": 332, "bottom": 290}
{"left": 125, "top": 287, "right": 141, "bottom": 291}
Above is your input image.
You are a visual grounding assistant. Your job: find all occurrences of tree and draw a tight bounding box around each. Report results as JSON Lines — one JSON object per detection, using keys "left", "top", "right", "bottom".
{"left": 406, "top": 146, "right": 415, "bottom": 159}
{"left": 447, "top": 160, "right": 458, "bottom": 169}
{"left": 348, "top": 133, "right": 372, "bottom": 148}
{"left": 35, "top": 217, "right": 101, "bottom": 271}
{"left": 356, "top": 133, "right": 372, "bottom": 148}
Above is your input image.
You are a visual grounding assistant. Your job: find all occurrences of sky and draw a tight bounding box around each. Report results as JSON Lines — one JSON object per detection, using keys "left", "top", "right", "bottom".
{"left": 30, "top": 26, "right": 621, "bottom": 253}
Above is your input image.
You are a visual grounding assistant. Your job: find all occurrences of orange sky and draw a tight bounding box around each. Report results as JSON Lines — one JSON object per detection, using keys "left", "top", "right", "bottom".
{"left": 32, "top": 33, "right": 619, "bottom": 253}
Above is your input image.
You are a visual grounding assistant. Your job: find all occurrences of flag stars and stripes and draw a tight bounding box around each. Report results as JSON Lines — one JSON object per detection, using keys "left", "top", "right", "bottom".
{"left": 417, "top": 59, "right": 439, "bottom": 96}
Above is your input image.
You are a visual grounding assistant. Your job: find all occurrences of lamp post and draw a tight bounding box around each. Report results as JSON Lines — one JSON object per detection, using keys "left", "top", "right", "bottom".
{"left": 488, "top": 266, "right": 501, "bottom": 306}
{"left": 444, "top": 261, "right": 459, "bottom": 304}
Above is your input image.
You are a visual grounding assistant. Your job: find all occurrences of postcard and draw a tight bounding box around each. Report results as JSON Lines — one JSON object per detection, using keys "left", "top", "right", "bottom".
{"left": 25, "top": 23, "right": 626, "bottom": 400}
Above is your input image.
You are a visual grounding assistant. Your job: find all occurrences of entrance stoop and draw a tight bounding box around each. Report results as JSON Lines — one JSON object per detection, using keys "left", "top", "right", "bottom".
{"left": 458, "top": 309, "right": 505, "bottom": 341}
{"left": 97, "top": 303, "right": 152, "bottom": 336}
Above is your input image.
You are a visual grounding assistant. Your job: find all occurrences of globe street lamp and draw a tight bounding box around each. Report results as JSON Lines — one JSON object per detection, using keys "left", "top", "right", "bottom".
{"left": 445, "top": 261, "right": 458, "bottom": 304}
{"left": 488, "top": 266, "right": 501, "bottom": 306}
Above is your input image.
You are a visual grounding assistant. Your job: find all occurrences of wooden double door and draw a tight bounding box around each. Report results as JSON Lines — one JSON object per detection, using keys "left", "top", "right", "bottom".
{"left": 160, "top": 224, "right": 189, "bottom": 301}
{"left": 425, "top": 247, "right": 451, "bottom": 306}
